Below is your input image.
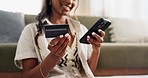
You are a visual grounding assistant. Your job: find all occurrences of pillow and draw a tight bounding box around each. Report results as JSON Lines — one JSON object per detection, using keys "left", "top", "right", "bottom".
{"left": 0, "top": 10, "right": 25, "bottom": 43}
{"left": 109, "top": 17, "right": 148, "bottom": 43}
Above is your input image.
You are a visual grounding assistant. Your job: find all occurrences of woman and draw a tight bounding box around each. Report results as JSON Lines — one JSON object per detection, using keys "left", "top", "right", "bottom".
{"left": 14, "top": 0, "right": 105, "bottom": 78}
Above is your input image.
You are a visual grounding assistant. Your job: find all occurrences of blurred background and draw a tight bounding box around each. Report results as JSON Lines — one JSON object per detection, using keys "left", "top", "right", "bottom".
{"left": 0, "top": 0, "right": 148, "bottom": 20}
{"left": 1, "top": 0, "right": 148, "bottom": 78}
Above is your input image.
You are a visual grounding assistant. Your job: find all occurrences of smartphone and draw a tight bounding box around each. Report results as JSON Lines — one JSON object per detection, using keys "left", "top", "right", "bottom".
{"left": 79, "top": 18, "right": 111, "bottom": 44}
{"left": 44, "top": 24, "right": 69, "bottom": 38}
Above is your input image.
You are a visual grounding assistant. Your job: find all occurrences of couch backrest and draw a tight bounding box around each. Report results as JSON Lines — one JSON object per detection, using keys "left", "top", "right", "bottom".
{"left": 24, "top": 15, "right": 111, "bottom": 42}
{"left": 24, "top": 15, "right": 37, "bottom": 25}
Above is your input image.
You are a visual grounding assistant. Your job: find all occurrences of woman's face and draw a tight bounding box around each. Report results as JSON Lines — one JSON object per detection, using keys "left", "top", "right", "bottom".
{"left": 51, "top": 0, "right": 77, "bottom": 16}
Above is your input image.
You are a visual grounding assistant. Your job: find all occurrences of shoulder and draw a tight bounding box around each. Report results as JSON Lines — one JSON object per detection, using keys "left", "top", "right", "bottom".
{"left": 22, "top": 22, "right": 37, "bottom": 35}
{"left": 25, "top": 22, "right": 37, "bottom": 31}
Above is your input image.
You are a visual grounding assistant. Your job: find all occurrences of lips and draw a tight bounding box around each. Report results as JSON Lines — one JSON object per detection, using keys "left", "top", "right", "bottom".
{"left": 61, "top": 2, "right": 72, "bottom": 11}
{"left": 62, "top": 5, "right": 70, "bottom": 11}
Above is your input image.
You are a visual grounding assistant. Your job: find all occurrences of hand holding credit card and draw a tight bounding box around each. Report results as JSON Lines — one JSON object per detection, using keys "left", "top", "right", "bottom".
{"left": 44, "top": 24, "right": 69, "bottom": 38}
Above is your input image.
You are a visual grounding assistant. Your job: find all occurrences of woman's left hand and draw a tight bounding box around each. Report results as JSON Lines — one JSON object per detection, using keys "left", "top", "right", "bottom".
{"left": 87, "top": 29, "right": 105, "bottom": 48}
{"left": 87, "top": 29, "right": 105, "bottom": 73}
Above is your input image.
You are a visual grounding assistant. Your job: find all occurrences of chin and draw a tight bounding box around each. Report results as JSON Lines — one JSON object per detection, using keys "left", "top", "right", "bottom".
{"left": 61, "top": 11, "right": 70, "bottom": 15}
{"left": 62, "top": 13, "right": 70, "bottom": 16}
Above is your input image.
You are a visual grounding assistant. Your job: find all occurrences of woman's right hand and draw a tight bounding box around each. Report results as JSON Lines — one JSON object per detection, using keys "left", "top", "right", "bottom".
{"left": 47, "top": 33, "right": 70, "bottom": 58}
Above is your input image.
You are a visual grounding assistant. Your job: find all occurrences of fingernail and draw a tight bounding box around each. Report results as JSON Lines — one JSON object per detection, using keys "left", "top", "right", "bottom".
{"left": 87, "top": 36, "right": 90, "bottom": 39}
{"left": 92, "top": 32, "right": 96, "bottom": 35}
{"left": 59, "top": 35, "right": 64, "bottom": 38}
{"left": 98, "top": 29, "right": 102, "bottom": 32}
{"left": 87, "top": 36, "right": 90, "bottom": 41}
{"left": 65, "top": 33, "right": 69, "bottom": 37}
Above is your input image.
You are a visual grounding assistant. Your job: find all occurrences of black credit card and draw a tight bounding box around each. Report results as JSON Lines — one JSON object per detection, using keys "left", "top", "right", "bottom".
{"left": 79, "top": 18, "right": 111, "bottom": 44}
{"left": 44, "top": 24, "right": 69, "bottom": 38}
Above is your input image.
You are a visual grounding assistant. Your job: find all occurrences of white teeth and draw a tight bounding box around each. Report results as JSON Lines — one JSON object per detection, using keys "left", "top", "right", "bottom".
{"left": 62, "top": 5, "right": 70, "bottom": 10}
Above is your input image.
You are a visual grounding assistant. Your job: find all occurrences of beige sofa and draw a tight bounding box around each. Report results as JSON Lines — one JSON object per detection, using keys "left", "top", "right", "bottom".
{"left": 1, "top": 10, "right": 148, "bottom": 78}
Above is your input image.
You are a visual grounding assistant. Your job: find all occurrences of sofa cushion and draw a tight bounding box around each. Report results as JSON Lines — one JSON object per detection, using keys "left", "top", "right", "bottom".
{"left": 0, "top": 43, "right": 21, "bottom": 72}
{"left": 109, "top": 17, "right": 148, "bottom": 43}
{"left": 0, "top": 10, "right": 25, "bottom": 43}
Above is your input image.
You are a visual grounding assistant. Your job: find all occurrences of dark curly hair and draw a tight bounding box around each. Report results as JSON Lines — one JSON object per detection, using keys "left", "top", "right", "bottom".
{"left": 35, "top": 0, "right": 52, "bottom": 48}
{"left": 35, "top": 0, "right": 79, "bottom": 48}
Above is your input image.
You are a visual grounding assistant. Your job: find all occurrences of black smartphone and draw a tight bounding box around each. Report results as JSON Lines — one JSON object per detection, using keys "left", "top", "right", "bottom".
{"left": 44, "top": 24, "right": 69, "bottom": 38}
{"left": 79, "top": 18, "right": 111, "bottom": 44}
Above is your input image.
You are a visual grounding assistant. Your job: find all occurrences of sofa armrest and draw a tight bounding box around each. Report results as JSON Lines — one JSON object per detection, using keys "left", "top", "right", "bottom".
{"left": 0, "top": 43, "right": 21, "bottom": 72}
{"left": 98, "top": 43, "right": 148, "bottom": 69}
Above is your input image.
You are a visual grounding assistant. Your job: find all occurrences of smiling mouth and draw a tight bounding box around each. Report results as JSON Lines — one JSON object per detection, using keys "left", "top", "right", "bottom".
{"left": 61, "top": 3, "right": 72, "bottom": 11}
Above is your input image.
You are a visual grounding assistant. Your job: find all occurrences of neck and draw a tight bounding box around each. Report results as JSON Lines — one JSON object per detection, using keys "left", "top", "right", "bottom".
{"left": 49, "top": 13, "right": 67, "bottom": 24}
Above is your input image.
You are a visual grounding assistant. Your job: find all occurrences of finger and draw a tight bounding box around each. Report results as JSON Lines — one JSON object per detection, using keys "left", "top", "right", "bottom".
{"left": 87, "top": 36, "right": 102, "bottom": 47}
{"left": 50, "top": 35, "right": 64, "bottom": 45}
{"left": 87, "top": 36, "right": 98, "bottom": 46}
{"left": 59, "top": 40, "right": 69, "bottom": 57}
{"left": 48, "top": 33, "right": 70, "bottom": 55}
{"left": 49, "top": 37, "right": 66, "bottom": 54}
{"left": 53, "top": 33, "right": 70, "bottom": 55}
{"left": 98, "top": 29, "right": 105, "bottom": 38}
{"left": 52, "top": 33, "right": 70, "bottom": 45}
{"left": 91, "top": 32, "right": 104, "bottom": 43}
{"left": 92, "top": 32, "right": 101, "bottom": 41}
{"left": 54, "top": 37, "right": 67, "bottom": 55}
{"left": 54, "top": 33, "right": 70, "bottom": 48}
{"left": 55, "top": 36, "right": 70, "bottom": 56}
{"left": 48, "top": 35, "right": 64, "bottom": 50}
{"left": 65, "top": 33, "right": 71, "bottom": 40}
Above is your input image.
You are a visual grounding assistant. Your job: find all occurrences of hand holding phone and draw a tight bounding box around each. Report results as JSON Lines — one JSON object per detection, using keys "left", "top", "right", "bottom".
{"left": 79, "top": 18, "right": 111, "bottom": 44}
{"left": 44, "top": 24, "right": 69, "bottom": 38}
